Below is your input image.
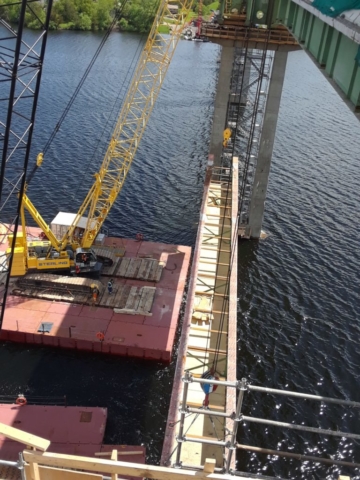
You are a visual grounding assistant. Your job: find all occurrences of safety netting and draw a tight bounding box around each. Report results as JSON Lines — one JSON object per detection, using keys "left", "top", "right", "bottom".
{"left": 312, "top": 0, "right": 360, "bottom": 17}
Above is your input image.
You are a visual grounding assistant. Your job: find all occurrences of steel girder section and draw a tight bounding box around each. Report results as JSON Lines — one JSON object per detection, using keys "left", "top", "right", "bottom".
{"left": 276, "top": 0, "right": 360, "bottom": 116}
{"left": 0, "top": 0, "right": 53, "bottom": 327}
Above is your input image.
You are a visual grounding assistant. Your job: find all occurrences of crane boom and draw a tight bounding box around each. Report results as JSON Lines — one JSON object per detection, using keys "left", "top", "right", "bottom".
{"left": 9, "top": 0, "right": 195, "bottom": 277}
{"left": 22, "top": 192, "right": 60, "bottom": 249}
{"left": 62, "top": 0, "right": 194, "bottom": 250}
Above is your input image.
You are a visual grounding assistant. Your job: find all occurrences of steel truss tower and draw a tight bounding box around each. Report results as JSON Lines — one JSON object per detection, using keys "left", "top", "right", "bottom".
{"left": 0, "top": 0, "right": 53, "bottom": 327}
{"left": 219, "top": 40, "right": 274, "bottom": 234}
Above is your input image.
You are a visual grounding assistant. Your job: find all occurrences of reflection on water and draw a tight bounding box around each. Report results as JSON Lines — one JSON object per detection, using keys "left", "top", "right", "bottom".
{"left": 236, "top": 51, "right": 360, "bottom": 479}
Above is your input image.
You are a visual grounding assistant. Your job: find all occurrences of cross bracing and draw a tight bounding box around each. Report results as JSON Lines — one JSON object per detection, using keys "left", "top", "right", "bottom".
{"left": 0, "top": 0, "right": 53, "bottom": 326}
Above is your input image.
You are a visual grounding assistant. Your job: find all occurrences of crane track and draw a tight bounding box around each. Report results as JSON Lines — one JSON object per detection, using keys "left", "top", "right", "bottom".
{"left": 16, "top": 273, "right": 104, "bottom": 295}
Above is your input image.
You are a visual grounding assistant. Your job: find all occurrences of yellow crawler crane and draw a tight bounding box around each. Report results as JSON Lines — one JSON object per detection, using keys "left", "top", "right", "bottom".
{"left": 9, "top": 0, "right": 194, "bottom": 277}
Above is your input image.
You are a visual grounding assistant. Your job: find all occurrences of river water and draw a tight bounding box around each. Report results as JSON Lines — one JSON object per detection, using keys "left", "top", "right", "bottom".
{"left": 0, "top": 30, "right": 359, "bottom": 479}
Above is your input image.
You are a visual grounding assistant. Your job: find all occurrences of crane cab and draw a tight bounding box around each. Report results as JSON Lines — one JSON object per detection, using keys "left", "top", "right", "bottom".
{"left": 74, "top": 248, "right": 101, "bottom": 275}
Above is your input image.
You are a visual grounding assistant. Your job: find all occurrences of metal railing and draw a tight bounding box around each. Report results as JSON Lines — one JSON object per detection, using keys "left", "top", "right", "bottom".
{"left": 0, "top": 452, "right": 26, "bottom": 480}
{"left": 175, "top": 373, "right": 360, "bottom": 473}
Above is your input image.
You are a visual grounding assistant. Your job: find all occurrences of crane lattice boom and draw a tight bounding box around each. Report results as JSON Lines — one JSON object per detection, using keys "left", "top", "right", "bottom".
{"left": 61, "top": 0, "right": 194, "bottom": 250}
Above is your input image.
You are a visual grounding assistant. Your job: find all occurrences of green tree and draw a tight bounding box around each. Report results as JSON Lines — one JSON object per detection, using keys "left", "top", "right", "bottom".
{"left": 119, "top": 0, "right": 157, "bottom": 33}
{"left": 55, "top": 0, "right": 78, "bottom": 24}
{"left": 74, "top": 0, "right": 94, "bottom": 17}
{"left": 50, "top": 9, "right": 64, "bottom": 30}
{"left": 76, "top": 12, "right": 92, "bottom": 30}
{"left": 0, "top": 0, "right": 20, "bottom": 23}
{"left": 93, "top": 0, "right": 113, "bottom": 30}
{"left": 25, "top": 2, "right": 46, "bottom": 28}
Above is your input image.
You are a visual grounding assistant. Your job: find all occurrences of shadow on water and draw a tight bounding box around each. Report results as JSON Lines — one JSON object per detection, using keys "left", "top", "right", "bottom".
{"left": 0, "top": 342, "right": 173, "bottom": 462}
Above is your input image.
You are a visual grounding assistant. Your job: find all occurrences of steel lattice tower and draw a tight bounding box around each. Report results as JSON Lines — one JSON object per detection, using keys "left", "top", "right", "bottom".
{"left": 0, "top": 0, "right": 53, "bottom": 327}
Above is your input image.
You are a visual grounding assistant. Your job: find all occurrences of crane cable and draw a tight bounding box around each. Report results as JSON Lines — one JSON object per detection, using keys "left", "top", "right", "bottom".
{"left": 26, "top": 0, "right": 130, "bottom": 186}
{"left": 69, "top": 38, "right": 144, "bottom": 203}
{"left": 69, "top": 0, "right": 161, "bottom": 204}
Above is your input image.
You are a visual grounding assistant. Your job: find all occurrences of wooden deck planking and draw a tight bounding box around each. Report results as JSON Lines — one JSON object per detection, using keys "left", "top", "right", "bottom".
{"left": 141, "top": 260, "right": 153, "bottom": 281}
{"left": 114, "top": 258, "right": 163, "bottom": 282}
{"left": 137, "top": 288, "right": 150, "bottom": 313}
{"left": 111, "top": 285, "right": 125, "bottom": 307}
{"left": 132, "top": 258, "right": 143, "bottom": 279}
{"left": 116, "top": 285, "right": 132, "bottom": 309}
{"left": 147, "top": 259, "right": 159, "bottom": 281}
{"left": 113, "top": 286, "right": 156, "bottom": 317}
{"left": 154, "top": 265, "right": 163, "bottom": 282}
{"left": 125, "top": 259, "right": 137, "bottom": 278}
{"left": 132, "top": 289, "right": 143, "bottom": 312}
{"left": 124, "top": 286, "right": 138, "bottom": 310}
{"left": 118, "top": 257, "right": 131, "bottom": 277}
{"left": 142, "top": 288, "right": 156, "bottom": 314}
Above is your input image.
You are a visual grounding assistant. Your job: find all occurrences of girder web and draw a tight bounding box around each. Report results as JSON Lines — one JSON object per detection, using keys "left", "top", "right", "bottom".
{"left": 0, "top": 0, "right": 53, "bottom": 326}
{"left": 64, "top": 0, "right": 194, "bottom": 249}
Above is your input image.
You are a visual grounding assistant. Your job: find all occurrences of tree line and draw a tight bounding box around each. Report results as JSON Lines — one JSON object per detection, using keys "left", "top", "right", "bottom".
{"left": 0, "top": 0, "right": 159, "bottom": 31}
{"left": 0, "top": 0, "right": 219, "bottom": 32}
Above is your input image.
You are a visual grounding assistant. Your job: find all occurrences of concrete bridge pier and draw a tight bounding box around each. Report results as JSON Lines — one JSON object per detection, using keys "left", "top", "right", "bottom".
{"left": 245, "top": 51, "right": 288, "bottom": 239}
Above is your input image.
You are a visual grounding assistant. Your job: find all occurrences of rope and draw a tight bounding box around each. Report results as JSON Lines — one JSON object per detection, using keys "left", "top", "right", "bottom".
{"left": 26, "top": 0, "right": 130, "bottom": 185}
{"left": 68, "top": 37, "right": 144, "bottom": 203}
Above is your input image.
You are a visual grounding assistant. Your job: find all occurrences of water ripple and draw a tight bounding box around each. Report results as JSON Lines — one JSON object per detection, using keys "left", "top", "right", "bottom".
{"left": 237, "top": 50, "right": 360, "bottom": 479}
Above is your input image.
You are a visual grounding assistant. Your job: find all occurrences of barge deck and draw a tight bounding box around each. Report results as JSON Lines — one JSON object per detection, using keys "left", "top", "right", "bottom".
{"left": 0, "top": 233, "right": 191, "bottom": 362}
{"left": 0, "top": 403, "right": 145, "bottom": 478}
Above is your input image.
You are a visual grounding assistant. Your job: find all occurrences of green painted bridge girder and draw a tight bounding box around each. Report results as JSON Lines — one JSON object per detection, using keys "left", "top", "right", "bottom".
{"left": 274, "top": 0, "right": 360, "bottom": 113}
{"left": 218, "top": 0, "right": 360, "bottom": 115}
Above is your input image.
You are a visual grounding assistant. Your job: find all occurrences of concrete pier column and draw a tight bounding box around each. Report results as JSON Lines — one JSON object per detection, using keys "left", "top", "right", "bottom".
{"left": 210, "top": 46, "right": 234, "bottom": 167}
{"left": 246, "top": 51, "right": 288, "bottom": 238}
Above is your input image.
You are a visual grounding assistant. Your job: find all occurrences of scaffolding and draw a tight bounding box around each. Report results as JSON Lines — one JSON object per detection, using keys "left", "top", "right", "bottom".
{"left": 173, "top": 373, "right": 360, "bottom": 474}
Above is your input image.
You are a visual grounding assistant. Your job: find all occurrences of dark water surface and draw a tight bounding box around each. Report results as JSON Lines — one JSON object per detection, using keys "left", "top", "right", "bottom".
{"left": 236, "top": 53, "right": 360, "bottom": 479}
{"left": 0, "top": 30, "right": 359, "bottom": 478}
